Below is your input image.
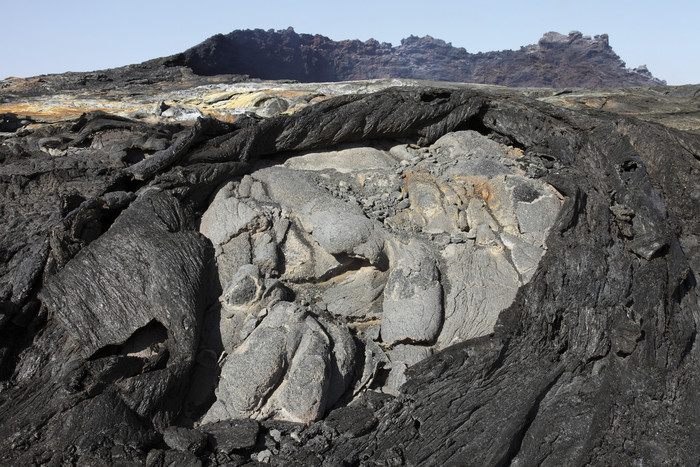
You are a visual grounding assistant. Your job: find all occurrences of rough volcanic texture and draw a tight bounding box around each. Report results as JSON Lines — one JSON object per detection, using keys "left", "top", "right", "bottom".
{"left": 164, "top": 28, "right": 666, "bottom": 88}
{"left": 1, "top": 81, "right": 699, "bottom": 466}
{"left": 191, "top": 128, "right": 562, "bottom": 425}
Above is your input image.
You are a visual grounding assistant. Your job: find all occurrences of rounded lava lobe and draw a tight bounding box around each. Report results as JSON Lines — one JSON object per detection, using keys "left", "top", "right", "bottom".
{"left": 199, "top": 130, "right": 562, "bottom": 425}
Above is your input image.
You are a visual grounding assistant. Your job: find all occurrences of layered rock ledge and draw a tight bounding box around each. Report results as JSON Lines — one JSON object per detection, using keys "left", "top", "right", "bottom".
{"left": 163, "top": 28, "right": 667, "bottom": 88}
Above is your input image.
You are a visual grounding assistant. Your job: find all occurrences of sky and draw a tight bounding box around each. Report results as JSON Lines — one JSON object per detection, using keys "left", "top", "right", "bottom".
{"left": 2, "top": 0, "right": 698, "bottom": 85}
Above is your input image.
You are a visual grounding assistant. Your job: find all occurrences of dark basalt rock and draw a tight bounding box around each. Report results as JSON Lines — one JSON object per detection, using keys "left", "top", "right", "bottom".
{"left": 163, "top": 28, "right": 666, "bottom": 87}
{"left": 202, "top": 419, "right": 260, "bottom": 453}
{"left": 0, "top": 80, "right": 699, "bottom": 466}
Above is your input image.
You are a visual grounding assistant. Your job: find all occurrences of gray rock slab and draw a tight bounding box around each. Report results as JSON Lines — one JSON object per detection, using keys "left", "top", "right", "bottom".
{"left": 381, "top": 240, "right": 442, "bottom": 346}
{"left": 205, "top": 301, "right": 357, "bottom": 424}
{"left": 263, "top": 317, "right": 331, "bottom": 422}
{"left": 199, "top": 196, "right": 261, "bottom": 246}
{"left": 216, "top": 267, "right": 293, "bottom": 354}
{"left": 251, "top": 166, "right": 324, "bottom": 212}
{"left": 322, "top": 267, "right": 386, "bottom": 319}
{"left": 284, "top": 145, "right": 397, "bottom": 173}
{"left": 385, "top": 361, "right": 408, "bottom": 395}
{"left": 307, "top": 204, "right": 386, "bottom": 264}
{"left": 516, "top": 193, "right": 562, "bottom": 246}
{"left": 396, "top": 171, "right": 467, "bottom": 234}
{"left": 437, "top": 243, "right": 520, "bottom": 348}
{"left": 390, "top": 344, "right": 433, "bottom": 367}
{"left": 434, "top": 130, "right": 513, "bottom": 158}
{"left": 215, "top": 233, "right": 252, "bottom": 289}
{"left": 252, "top": 231, "right": 279, "bottom": 276}
{"left": 501, "top": 232, "right": 546, "bottom": 282}
{"left": 388, "top": 143, "right": 419, "bottom": 162}
{"left": 253, "top": 166, "right": 387, "bottom": 264}
{"left": 203, "top": 302, "right": 307, "bottom": 423}
{"left": 279, "top": 224, "right": 346, "bottom": 282}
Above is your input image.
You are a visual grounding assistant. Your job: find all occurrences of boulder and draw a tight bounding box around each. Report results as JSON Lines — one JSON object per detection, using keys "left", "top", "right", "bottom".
{"left": 381, "top": 239, "right": 442, "bottom": 346}
{"left": 162, "top": 426, "right": 208, "bottom": 454}
{"left": 204, "top": 301, "right": 357, "bottom": 424}
{"left": 322, "top": 266, "right": 386, "bottom": 319}
{"left": 199, "top": 196, "right": 262, "bottom": 246}
{"left": 201, "top": 418, "right": 260, "bottom": 452}
{"left": 252, "top": 167, "right": 387, "bottom": 265}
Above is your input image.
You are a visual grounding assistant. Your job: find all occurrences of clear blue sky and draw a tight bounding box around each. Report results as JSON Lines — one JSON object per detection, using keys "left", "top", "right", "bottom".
{"left": 2, "top": 0, "right": 698, "bottom": 85}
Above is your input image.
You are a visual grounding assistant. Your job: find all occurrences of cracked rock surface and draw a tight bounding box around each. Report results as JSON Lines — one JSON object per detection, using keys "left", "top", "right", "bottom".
{"left": 0, "top": 79, "right": 699, "bottom": 465}
{"left": 197, "top": 130, "right": 562, "bottom": 422}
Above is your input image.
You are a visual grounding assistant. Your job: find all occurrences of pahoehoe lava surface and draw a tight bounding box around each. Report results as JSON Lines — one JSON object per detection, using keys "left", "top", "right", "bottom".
{"left": 1, "top": 83, "right": 699, "bottom": 466}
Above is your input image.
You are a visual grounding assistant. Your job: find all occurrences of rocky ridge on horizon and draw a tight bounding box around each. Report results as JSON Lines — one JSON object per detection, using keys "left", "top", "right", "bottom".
{"left": 162, "top": 28, "right": 666, "bottom": 88}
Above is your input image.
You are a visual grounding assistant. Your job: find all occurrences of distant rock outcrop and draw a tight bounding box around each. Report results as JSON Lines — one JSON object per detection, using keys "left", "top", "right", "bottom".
{"left": 163, "top": 28, "right": 666, "bottom": 87}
